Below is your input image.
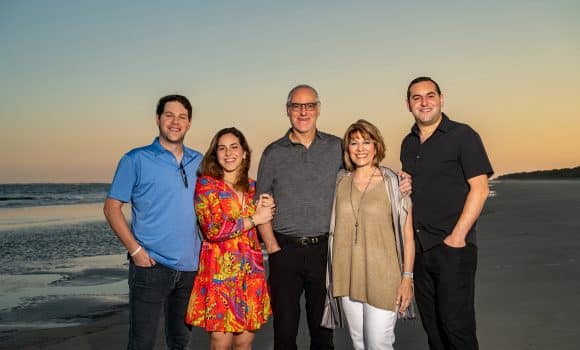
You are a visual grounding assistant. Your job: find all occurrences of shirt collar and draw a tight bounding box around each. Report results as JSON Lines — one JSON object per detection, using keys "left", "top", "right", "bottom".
{"left": 437, "top": 113, "right": 452, "bottom": 132}
{"left": 150, "top": 137, "right": 166, "bottom": 155}
{"left": 151, "top": 137, "right": 193, "bottom": 161}
{"left": 411, "top": 113, "right": 451, "bottom": 136}
{"left": 281, "top": 129, "right": 323, "bottom": 146}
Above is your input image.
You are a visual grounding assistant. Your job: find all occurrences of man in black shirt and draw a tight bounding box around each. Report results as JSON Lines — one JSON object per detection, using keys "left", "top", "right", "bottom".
{"left": 400, "top": 77, "right": 493, "bottom": 350}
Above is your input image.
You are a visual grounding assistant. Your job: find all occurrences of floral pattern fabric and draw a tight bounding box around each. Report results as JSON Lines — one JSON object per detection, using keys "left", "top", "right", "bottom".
{"left": 185, "top": 175, "right": 271, "bottom": 332}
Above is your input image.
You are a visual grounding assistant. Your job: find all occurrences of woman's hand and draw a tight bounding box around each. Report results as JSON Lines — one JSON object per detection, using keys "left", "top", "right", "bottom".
{"left": 398, "top": 171, "right": 412, "bottom": 196}
{"left": 257, "top": 193, "right": 276, "bottom": 216}
{"left": 396, "top": 277, "right": 414, "bottom": 314}
{"left": 253, "top": 195, "right": 274, "bottom": 225}
{"left": 259, "top": 193, "right": 275, "bottom": 207}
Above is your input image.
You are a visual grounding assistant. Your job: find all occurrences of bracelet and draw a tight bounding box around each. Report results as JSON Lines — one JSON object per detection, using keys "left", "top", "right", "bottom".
{"left": 402, "top": 271, "right": 414, "bottom": 280}
{"left": 248, "top": 216, "right": 256, "bottom": 228}
{"left": 130, "top": 246, "right": 142, "bottom": 257}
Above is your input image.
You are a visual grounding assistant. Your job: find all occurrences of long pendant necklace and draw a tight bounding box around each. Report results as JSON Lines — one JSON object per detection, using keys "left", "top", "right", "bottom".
{"left": 349, "top": 167, "right": 377, "bottom": 244}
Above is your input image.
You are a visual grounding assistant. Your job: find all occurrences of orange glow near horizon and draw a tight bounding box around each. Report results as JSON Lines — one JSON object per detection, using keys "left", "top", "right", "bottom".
{"left": 1, "top": 2, "right": 578, "bottom": 183}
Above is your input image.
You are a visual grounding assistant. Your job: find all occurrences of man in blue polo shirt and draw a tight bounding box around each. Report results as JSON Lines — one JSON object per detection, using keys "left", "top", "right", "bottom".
{"left": 104, "top": 94, "right": 203, "bottom": 350}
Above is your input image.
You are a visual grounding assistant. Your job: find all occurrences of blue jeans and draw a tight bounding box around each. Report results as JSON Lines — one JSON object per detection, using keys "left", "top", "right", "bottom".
{"left": 127, "top": 261, "right": 196, "bottom": 350}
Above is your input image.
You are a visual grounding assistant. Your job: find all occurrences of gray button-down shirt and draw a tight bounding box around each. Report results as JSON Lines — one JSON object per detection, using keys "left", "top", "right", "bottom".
{"left": 256, "top": 129, "right": 343, "bottom": 237}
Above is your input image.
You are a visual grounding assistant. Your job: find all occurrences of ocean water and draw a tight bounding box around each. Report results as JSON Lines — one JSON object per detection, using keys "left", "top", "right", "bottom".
{"left": 0, "top": 181, "right": 502, "bottom": 274}
{"left": 0, "top": 183, "right": 109, "bottom": 208}
{"left": 0, "top": 184, "right": 123, "bottom": 275}
{"left": 0, "top": 184, "right": 127, "bottom": 328}
{"left": 0, "top": 221, "right": 124, "bottom": 275}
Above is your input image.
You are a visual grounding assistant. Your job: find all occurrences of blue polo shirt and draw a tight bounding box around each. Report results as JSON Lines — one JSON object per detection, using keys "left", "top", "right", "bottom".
{"left": 107, "top": 138, "right": 203, "bottom": 271}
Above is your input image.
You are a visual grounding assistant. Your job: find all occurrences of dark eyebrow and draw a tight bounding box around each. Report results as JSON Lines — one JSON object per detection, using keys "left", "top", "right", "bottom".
{"left": 217, "top": 142, "right": 240, "bottom": 147}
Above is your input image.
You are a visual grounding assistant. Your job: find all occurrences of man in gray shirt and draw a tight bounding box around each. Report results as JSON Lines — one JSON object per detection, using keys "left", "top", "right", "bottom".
{"left": 256, "top": 84, "right": 341, "bottom": 350}
{"left": 257, "top": 84, "right": 412, "bottom": 349}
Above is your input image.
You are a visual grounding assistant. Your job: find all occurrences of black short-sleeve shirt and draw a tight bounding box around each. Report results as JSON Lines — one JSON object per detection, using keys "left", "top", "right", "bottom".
{"left": 400, "top": 114, "right": 493, "bottom": 250}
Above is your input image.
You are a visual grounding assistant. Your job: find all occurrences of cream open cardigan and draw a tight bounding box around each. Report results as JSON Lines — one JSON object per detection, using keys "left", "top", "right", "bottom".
{"left": 321, "top": 166, "right": 416, "bottom": 328}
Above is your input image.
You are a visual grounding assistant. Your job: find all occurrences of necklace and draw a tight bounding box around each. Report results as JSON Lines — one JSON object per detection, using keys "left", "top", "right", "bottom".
{"left": 349, "top": 167, "right": 377, "bottom": 244}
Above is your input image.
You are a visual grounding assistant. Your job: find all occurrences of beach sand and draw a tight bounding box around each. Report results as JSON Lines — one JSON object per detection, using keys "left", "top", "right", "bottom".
{"left": 1, "top": 180, "right": 579, "bottom": 349}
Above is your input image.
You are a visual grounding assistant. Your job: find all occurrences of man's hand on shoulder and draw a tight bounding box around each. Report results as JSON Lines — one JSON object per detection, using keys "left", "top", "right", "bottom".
{"left": 398, "top": 171, "right": 413, "bottom": 196}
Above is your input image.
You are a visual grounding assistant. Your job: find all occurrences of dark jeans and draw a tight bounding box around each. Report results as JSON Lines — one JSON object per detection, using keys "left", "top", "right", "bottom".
{"left": 414, "top": 243, "right": 479, "bottom": 350}
{"left": 127, "top": 261, "right": 196, "bottom": 350}
{"left": 268, "top": 233, "right": 334, "bottom": 350}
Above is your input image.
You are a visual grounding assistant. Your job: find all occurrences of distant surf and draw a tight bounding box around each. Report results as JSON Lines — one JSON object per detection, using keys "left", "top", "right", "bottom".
{"left": 0, "top": 183, "right": 109, "bottom": 208}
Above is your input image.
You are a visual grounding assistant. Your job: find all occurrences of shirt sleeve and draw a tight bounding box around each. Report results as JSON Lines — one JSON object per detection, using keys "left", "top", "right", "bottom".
{"left": 255, "top": 149, "right": 274, "bottom": 201}
{"left": 399, "top": 136, "right": 414, "bottom": 175}
{"left": 459, "top": 127, "right": 494, "bottom": 180}
{"left": 107, "top": 154, "right": 136, "bottom": 203}
{"left": 194, "top": 176, "right": 245, "bottom": 242}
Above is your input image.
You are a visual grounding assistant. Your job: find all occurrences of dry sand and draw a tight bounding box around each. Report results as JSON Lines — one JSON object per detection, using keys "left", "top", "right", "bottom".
{"left": 1, "top": 180, "right": 579, "bottom": 349}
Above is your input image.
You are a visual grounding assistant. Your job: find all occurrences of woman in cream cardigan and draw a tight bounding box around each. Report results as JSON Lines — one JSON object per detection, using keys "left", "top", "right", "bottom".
{"left": 330, "top": 119, "right": 415, "bottom": 350}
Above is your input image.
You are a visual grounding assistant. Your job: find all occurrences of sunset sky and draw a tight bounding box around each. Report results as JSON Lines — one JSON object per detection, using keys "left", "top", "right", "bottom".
{"left": 1, "top": 0, "right": 578, "bottom": 183}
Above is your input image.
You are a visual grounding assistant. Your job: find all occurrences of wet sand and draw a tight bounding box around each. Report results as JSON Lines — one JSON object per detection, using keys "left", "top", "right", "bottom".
{"left": 0, "top": 203, "right": 105, "bottom": 231}
{"left": 1, "top": 180, "right": 579, "bottom": 349}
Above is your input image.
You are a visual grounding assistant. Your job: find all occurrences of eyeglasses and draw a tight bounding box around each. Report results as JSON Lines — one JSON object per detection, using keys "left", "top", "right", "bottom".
{"left": 287, "top": 102, "right": 319, "bottom": 111}
{"left": 179, "top": 163, "right": 188, "bottom": 188}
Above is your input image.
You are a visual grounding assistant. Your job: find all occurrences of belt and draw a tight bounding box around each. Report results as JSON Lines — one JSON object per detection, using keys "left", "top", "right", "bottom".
{"left": 277, "top": 233, "right": 328, "bottom": 247}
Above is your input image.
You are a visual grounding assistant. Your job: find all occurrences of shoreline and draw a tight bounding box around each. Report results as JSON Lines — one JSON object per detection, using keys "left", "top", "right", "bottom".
{"left": 1, "top": 181, "right": 579, "bottom": 349}
{"left": 0, "top": 203, "right": 130, "bottom": 231}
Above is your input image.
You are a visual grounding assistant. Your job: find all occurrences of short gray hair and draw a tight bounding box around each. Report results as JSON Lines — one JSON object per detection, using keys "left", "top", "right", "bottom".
{"left": 286, "top": 84, "right": 320, "bottom": 105}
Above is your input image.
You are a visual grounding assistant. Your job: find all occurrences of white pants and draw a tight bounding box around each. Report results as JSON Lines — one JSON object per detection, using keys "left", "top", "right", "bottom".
{"left": 341, "top": 296, "right": 397, "bottom": 350}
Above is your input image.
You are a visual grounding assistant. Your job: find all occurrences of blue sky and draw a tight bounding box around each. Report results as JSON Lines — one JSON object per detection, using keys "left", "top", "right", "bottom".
{"left": 1, "top": 0, "right": 579, "bottom": 182}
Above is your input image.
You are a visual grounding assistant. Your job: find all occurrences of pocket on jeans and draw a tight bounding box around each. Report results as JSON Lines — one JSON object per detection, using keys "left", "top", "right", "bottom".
{"left": 441, "top": 243, "right": 477, "bottom": 272}
{"left": 442, "top": 241, "right": 469, "bottom": 251}
{"left": 269, "top": 248, "right": 290, "bottom": 269}
{"left": 268, "top": 249, "right": 284, "bottom": 261}
{"left": 131, "top": 263, "right": 160, "bottom": 287}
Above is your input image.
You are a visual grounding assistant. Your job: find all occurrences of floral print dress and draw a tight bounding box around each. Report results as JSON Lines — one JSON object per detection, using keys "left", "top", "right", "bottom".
{"left": 185, "top": 175, "right": 271, "bottom": 332}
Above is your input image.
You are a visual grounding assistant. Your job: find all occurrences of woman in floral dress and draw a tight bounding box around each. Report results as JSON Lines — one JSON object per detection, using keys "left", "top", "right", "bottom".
{"left": 186, "top": 127, "right": 273, "bottom": 349}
